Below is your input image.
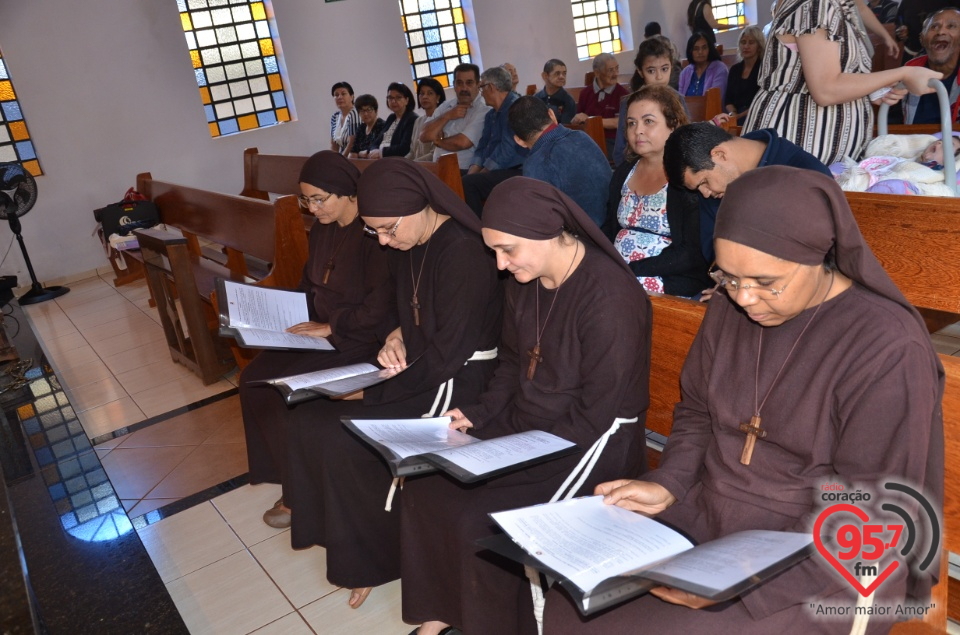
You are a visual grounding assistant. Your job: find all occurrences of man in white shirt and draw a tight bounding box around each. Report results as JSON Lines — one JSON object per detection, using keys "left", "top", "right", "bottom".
{"left": 420, "top": 63, "right": 492, "bottom": 171}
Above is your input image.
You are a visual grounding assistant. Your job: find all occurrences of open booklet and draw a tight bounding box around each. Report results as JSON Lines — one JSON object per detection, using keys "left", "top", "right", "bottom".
{"left": 216, "top": 279, "right": 335, "bottom": 351}
{"left": 342, "top": 417, "right": 578, "bottom": 483}
{"left": 262, "top": 362, "right": 407, "bottom": 404}
{"left": 484, "top": 496, "right": 813, "bottom": 615}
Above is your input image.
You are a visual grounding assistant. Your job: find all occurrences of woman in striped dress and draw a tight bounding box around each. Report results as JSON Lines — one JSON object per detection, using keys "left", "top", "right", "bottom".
{"left": 744, "top": 0, "right": 939, "bottom": 165}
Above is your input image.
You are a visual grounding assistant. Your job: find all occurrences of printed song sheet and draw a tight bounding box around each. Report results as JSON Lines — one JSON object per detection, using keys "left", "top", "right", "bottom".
{"left": 222, "top": 280, "right": 309, "bottom": 331}
{"left": 491, "top": 496, "right": 693, "bottom": 595}
{"left": 235, "top": 327, "right": 335, "bottom": 351}
{"left": 346, "top": 417, "right": 473, "bottom": 458}
{"left": 278, "top": 363, "right": 381, "bottom": 391}
{"left": 435, "top": 430, "right": 575, "bottom": 476}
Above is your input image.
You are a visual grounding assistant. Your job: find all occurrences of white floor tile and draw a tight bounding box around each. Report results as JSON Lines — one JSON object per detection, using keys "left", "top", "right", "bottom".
{"left": 250, "top": 533, "right": 338, "bottom": 609}
{"left": 211, "top": 483, "right": 287, "bottom": 548}
{"left": 249, "top": 612, "right": 315, "bottom": 635}
{"left": 165, "top": 550, "right": 293, "bottom": 635}
{"left": 299, "top": 581, "right": 406, "bottom": 635}
{"left": 137, "top": 501, "right": 244, "bottom": 583}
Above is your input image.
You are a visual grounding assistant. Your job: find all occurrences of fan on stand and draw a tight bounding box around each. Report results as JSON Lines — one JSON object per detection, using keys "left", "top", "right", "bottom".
{"left": 0, "top": 163, "right": 69, "bottom": 305}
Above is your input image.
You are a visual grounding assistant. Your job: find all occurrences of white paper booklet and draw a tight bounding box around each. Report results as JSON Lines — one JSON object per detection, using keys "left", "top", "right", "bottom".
{"left": 265, "top": 363, "right": 402, "bottom": 404}
{"left": 216, "top": 279, "right": 335, "bottom": 351}
{"left": 342, "top": 417, "right": 578, "bottom": 482}
{"left": 488, "top": 496, "right": 813, "bottom": 614}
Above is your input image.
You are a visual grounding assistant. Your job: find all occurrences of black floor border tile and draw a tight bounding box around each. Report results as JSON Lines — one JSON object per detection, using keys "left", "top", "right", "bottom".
{"left": 89, "top": 387, "right": 239, "bottom": 447}
{"left": 130, "top": 472, "right": 251, "bottom": 529}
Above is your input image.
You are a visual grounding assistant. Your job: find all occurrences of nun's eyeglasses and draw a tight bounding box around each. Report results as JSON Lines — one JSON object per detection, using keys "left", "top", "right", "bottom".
{"left": 708, "top": 264, "right": 802, "bottom": 300}
{"left": 298, "top": 193, "right": 335, "bottom": 209}
{"left": 363, "top": 217, "right": 403, "bottom": 238}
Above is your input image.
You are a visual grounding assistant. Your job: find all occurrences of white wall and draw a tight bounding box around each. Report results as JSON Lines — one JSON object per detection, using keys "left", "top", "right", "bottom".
{"left": 0, "top": 0, "right": 773, "bottom": 283}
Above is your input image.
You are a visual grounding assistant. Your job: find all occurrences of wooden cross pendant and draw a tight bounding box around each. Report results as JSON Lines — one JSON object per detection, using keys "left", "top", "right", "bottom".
{"left": 526, "top": 344, "right": 543, "bottom": 380}
{"left": 322, "top": 259, "right": 335, "bottom": 285}
{"left": 410, "top": 294, "right": 421, "bottom": 326}
{"left": 738, "top": 415, "right": 767, "bottom": 466}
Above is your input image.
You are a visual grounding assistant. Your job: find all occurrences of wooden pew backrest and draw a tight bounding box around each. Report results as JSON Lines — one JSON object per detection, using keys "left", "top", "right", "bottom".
{"left": 684, "top": 86, "right": 723, "bottom": 123}
{"left": 562, "top": 116, "right": 607, "bottom": 158}
{"left": 648, "top": 294, "right": 706, "bottom": 439}
{"left": 846, "top": 192, "right": 960, "bottom": 315}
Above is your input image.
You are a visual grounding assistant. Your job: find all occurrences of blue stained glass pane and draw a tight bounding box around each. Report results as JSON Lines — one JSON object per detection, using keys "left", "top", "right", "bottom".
{"left": 2, "top": 102, "right": 22, "bottom": 121}
{"left": 0, "top": 61, "right": 7, "bottom": 80}
{"left": 60, "top": 513, "right": 78, "bottom": 531}
{"left": 195, "top": 69, "right": 207, "bottom": 86}
{"left": 462, "top": 54, "right": 471, "bottom": 63}
{"left": 419, "top": 0, "right": 435, "bottom": 9}
{"left": 456, "top": 24, "right": 466, "bottom": 39}
{"left": 48, "top": 483, "right": 66, "bottom": 500}
{"left": 35, "top": 447, "right": 52, "bottom": 466}
{"left": 421, "top": 12, "right": 438, "bottom": 27}
{"left": 427, "top": 44, "right": 443, "bottom": 60}
{"left": 425, "top": 28, "right": 440, "bottom": 44}
{"left": 205, "top": 105, "right": 216, "bottom": 122}
{"left": 273, "top": 90, "right": 286, "bottom": 107}
{"left": 264, "top": 56, "right": 278, "bottom": 73}
{"left": 430, "top": 60, "right": 446, "bottom": 75}
{"left": 219, "top": 118, "right": 239, "bottom": 135}
{"left": 177, "top": 0, "right": 187, "bottom": 10}
{"left": 257, "top": 111, "right": 277, "bottom": 126}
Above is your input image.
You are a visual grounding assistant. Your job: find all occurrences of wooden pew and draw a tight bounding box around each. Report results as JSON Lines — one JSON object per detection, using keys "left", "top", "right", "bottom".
{"left": 240, "top": 148, "right": 466, "bottom": 203}
{"left": 562, "top": 115, "right": 607, "bottom": 158}
{"left": 525, "top": 83, "right": 537, "bottom": 96}
{"left": 685, "top": 86, "right": 724, "bottom": 123}
{"left": 133, "top": 173, "right": 309, "bottom": 380}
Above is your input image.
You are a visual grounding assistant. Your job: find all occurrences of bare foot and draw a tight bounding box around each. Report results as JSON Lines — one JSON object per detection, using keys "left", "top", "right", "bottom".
{"left": 348, "top": 586, "right": 372, "bottom": 609}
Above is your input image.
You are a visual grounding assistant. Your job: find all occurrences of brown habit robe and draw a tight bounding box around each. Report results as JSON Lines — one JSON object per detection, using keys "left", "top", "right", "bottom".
{"left": 284, "top": 218, "right": 503, "bottom": 588}
{"left": 400, "top": 181, "right": 652, "bottom": 633}
{"left": 544, "top": 167, "right": 944, "bottom": 634}
{"left": 239, "top": 215, "right": 393, "bottom": 499}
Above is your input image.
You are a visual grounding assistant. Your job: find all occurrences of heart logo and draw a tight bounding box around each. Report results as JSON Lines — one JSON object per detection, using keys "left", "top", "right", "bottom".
{"left": 813, "top": 503, "right": 900, "bottom": 598}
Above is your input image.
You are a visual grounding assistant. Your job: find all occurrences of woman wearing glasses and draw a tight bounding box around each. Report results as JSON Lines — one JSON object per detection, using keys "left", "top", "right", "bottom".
{"left": 544, "top": 166, "right": 943, "bottom": 634}
{"left": 283, "top": 158, "right": 503, "bottom": 611}
{"left": 239, "top": 150, "right": 395, "bottom": 529}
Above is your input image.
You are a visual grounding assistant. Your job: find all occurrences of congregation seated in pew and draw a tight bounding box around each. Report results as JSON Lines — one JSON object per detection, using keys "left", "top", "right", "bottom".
{"left": 406, "top": 78, "right": 447, "bottom": 162}
{"left": 572, "top": 52, "right": 627, "bottom": 157}
{"left": 532, "top": 58, "right": 578, "bottom": 124}
{"left": 419, "top": 63, "right": 491, "bottom": 172}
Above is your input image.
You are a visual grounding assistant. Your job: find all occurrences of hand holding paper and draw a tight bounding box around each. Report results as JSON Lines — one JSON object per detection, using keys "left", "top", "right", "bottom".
{"left": 597, "top": 479, "right": 676, "bottom": 516}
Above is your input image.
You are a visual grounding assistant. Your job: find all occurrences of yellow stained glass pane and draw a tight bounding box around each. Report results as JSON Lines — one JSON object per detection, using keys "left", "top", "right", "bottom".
{"left": 277, "top": 107, "right": 290, "bottom": 122}
{"left": 609, "top": 11, "right": 618, "bottom": 26}
{"left": 436, "top": 75, "right": 449, "bottom": 88}
{"left": 453, "top": 7, "right": 463, "bottom": 23}
{"left": 458, "top": 39, "right": 469, "bottom": 55}
{"left": 17, "top": 404, "right": 34, "bottom": 419}
{"left": 9, "top": 121, "right": 27, "bottom": 141}
{"left": 259, "top": 38, "right": 274, "bottom": 56}
{"left": 612, "top": 39, "right": 622, "bottom": 52}
{"left": 402, "top": 16, "right": 407, "bottom": 31}
{"left": 209, "top": 122, "right": 220, "bottom": 137}
{"left": 190, "top": 50, "right": 202, "bottom": 68}
{"left": 268, "top": 74, "right": 282, "bottom": 91}
{"left": 251, "top": 2, "right": 266, "bottom": 20}
{"left": 180, "top": 12, "right": 193, "bottom": 31}
{"left": 22, "top": 160, "right": 41, "bottom": 177}
{"left": 0, "top": 81, "right": 15, "bottom": 101}
{"left": 238, "top": 114, "right": 259, "bottom": 130}
{"left": 408, "top": 50, "right": 413, "bottom": 64}
{"left": 588, "top": 42, "right": 602, "bottom": 57}
{"left": 199, "top": 86, "right": 211, "bottom": 104}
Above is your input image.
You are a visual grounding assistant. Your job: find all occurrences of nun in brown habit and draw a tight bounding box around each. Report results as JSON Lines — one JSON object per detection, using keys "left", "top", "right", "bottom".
{"left": 401, "top": 177, "right": 652, "bottom": 635}
{"left": 239, "top": 150, "right": 394, "bottom": 525}
{"left": 544, "top": 166, "right": 944, "bottom": 634}
{"left": 283, "top": 158, "right": 503, "bottom": 608}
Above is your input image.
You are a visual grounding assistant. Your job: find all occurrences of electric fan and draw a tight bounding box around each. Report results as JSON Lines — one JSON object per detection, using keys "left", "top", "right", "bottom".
{"left": 0, "top": 163, "right": 69, "bottom": 305}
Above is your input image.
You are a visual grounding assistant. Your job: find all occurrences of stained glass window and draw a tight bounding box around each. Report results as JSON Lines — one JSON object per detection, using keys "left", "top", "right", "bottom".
{"left": 712, "top": 0, "right": 747, "bottom": 29}
{"left": 571, "top": 0, "right": 623, "bottom": 61}
{"left": 0, "top": 50, "right": 41, "bottom": 176}
{"left": 398, "top": 0, "right": 474, "bottom": 88}
{"left": 177, "top": 0, "right": 293, "bottom": 138}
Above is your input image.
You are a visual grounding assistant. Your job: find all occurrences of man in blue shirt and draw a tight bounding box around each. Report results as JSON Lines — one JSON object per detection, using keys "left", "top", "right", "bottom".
{"left": 533, "top": 59, "right": 577, "bottom": 124}
{"left": 462, "top": 66, "right": 527, "bottom": 216}
{"left": 509, "top": 96, "right": 611, "bottom": 227}
{"left": 663, "top": 123, "right": 832, "bottom": 263}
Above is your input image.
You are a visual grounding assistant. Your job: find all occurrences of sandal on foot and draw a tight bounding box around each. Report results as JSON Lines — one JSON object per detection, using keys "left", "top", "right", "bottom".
{"left": 348, "top": 587, "right": 372, "bottom": 609}
{"left": 262, "top": 498, "right": 291, "bottom": 529}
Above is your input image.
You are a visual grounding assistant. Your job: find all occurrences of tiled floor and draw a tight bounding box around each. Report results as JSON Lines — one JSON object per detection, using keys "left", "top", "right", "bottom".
{"left": 19, "top": 271, "right": 410, "bottom": 634}
{"left": 22, "top": 274, "right": 236, "bottom": 440}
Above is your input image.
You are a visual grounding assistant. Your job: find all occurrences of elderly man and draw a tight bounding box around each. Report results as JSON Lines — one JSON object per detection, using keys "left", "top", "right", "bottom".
{"left": 534, "top": 58, "right": 577, "bottom": 124}
{"left": 900, "top": 8, "right": 960, "bottom": 124}
{"left": 501, "top": 62, "right": 520, "bottom": 94}
{"left": 420, "top": 63, "right": 491, "bottom": 171}
{"left": 509, "top": 96, "right": 611, "bottom": 226}
{"left": 663, "top": 123, "right": 831, "bottom": 263}
{"left": 571, "top": 52, "right": 627, "bottom": 157}
{"left": 461, "top": 66, "right": 527, "bottom": 215}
